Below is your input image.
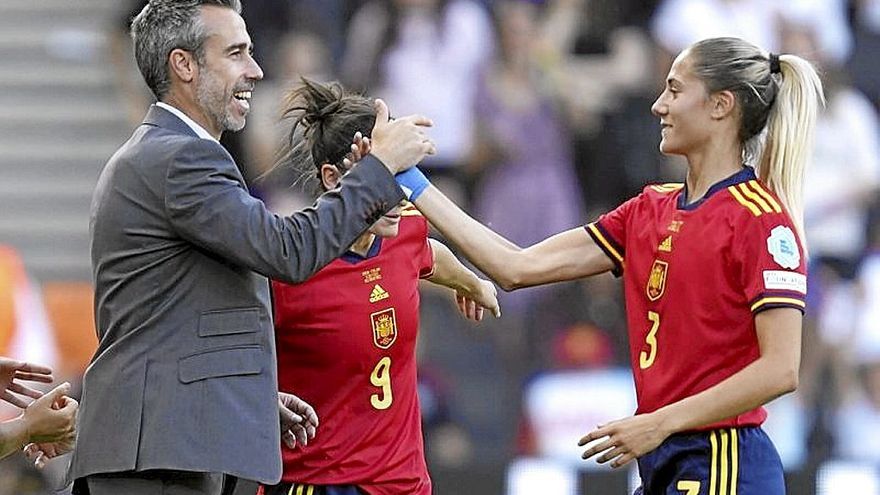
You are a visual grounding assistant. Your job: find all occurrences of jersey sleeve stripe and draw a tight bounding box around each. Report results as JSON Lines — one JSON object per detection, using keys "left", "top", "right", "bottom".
{"left": 750, "top": 296, "right": 806, "bottom": 313}
{"left": 727, "top": 186, "right": 762, "bottom": 216}
{"left": 586, "top": 223, "right": 624, "bottom": 265}
{"left": 747, "top": 181, "right": 782, "bottom": 213}
{"left": 737, "top": 183, "right": 773, "bottom": 213}
{"left": 749, "top": 291, "right": 807, "bottom": 306}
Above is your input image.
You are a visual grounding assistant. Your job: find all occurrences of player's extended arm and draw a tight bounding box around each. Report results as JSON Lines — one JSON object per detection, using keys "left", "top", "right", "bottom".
{"left": 579, "top": 307, "right": 801, "bottom": 468}
{"left": 426, "top": 239, "right": 500, "bottom": 319}
{"left": 413, "top": 184, "right": 614, "bottom": 290}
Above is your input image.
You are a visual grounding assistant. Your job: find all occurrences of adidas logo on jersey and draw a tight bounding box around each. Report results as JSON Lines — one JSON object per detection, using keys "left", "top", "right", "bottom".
{"left": 369, "top": 284, "right": 390, "bottom": 303}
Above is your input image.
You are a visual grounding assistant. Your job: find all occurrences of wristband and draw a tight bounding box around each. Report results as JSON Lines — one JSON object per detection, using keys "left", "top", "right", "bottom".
{"left": 394, "top": 166, "right": 431, "bottom": 201}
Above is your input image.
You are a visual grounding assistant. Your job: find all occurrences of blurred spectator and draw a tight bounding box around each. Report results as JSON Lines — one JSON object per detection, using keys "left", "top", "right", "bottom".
{"left": 418, "top": 365, "right": 476, "bottom": 469}
{"left": 542, "top": 0, "right": 666, "bottom": 209}
{"left": 342, "top": 0, "right": 494, "bottom": 196}
{"left": 833, "top": 354, "right": 880, "bottom": 464}
{"left": 780, "top": 12, "right": 880, "bottom": 271}
{"left": 468, "top": 0, "right": 585, "bottom": 316}
{"left": 549, "top": 322, "right": 614, "bottom": 370}
{"left": 854, "top": 221, "right": 880, "bottom": 368}
{"left": 651, "top": 0, "right": 851, "bottom": 63}
{"left": 243, "top": 32, "right": 334, "bottom": 212}
{"left": 651, "top": 0, "right": 783, "bottom": 57}
{"left": 848, "top": 0, "right": 880, "bottom": 111}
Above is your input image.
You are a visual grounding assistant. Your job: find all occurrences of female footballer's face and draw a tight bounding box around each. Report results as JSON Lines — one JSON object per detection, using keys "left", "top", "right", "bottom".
{"left": 651, "top": 51, "right": 715, "bottom": 157}
{"left": 369, "top": 203, "right": 403, "bottom": 238}
{"left": 322, "top": 164, "right": 402, "bottom": 239}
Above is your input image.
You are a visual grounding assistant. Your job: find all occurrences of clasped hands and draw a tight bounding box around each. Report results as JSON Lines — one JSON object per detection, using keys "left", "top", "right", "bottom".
{"left": 0, "top": 357, "right": 78, "bottom": 468}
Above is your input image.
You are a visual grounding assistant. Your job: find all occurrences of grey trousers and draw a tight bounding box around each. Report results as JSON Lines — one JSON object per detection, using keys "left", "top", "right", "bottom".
{"left": 75, "top": 470, "right": 239, "bottom": 495}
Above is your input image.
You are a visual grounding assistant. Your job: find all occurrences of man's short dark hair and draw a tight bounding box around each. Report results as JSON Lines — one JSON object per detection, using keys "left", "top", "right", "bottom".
{"left": 130, "top": 0, "right": 242, "bottom": 100}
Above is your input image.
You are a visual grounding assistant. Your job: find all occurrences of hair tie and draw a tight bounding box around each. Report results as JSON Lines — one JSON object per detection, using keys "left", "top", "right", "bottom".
{"left": 768, "top": 53, "right": 781, "bottom": 74}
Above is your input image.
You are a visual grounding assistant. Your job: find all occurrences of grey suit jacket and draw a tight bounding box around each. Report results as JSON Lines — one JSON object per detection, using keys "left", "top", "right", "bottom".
{"left": 70, "top": 105, "right": 404, "bottom": 484}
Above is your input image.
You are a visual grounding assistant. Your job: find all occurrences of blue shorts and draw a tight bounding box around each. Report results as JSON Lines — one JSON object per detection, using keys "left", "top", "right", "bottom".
{"left": 634, "top": 427, "right": 785, "bottom": 495}
{"left": 262, "top": 483, "right": 365, "bottom": 495}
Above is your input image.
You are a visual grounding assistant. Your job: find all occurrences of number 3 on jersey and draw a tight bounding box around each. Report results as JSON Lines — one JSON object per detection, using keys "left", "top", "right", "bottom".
{"left": 640, "top": 311, "right": 661, "bottom": 369}
{"left": 370, "top": 356, "right": 393, "bottom": 410}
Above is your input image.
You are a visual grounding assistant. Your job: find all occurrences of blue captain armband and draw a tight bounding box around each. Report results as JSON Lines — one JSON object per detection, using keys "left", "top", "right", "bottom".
{"left": 394, "top": 166, "right": 431, "bottom": 201}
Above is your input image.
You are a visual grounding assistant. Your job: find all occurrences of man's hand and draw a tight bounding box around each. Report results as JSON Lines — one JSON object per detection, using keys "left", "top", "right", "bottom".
{"left": 0, "top": 357, "right": 53, "bottom": 408}
{"left": 278, "top": 392, "right": 318, "bottom": 450}
{"left": 454, "top": 279, "right": 501, "bottom": 321}
{"left": 368, "top": 99, "right": 436, "bottom": 174}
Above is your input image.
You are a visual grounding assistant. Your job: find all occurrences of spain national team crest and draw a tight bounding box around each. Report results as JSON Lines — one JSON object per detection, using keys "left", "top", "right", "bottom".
{"left": 371, "top": 308, "right": 398, "bottom": 349}
{"left": 646, "top": 259, "right": 669, "bottom": 302}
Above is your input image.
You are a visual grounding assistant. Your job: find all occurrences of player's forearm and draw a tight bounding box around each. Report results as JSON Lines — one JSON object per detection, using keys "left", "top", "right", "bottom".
{"left": 426, "top": 239, "right": 482, "bottom": 294}
{"left": 0, "top": 417, "right": 28, "bottom": 460}
{"left": 652, "top": 356, "right": 798, "bottom": 436}
{"left": 414, "top": 185, "right": 524, "bottom": 289}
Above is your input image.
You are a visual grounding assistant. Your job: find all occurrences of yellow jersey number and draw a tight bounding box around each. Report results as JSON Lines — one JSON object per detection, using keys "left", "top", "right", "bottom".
{"left": 640, "top": 311, "right": 660, "bottom": 369}
{"left": 370, "top": 356, "right": 393, "bottom": 410}
{"left": 676, "top": 481, "right": 700, "bottom": 494}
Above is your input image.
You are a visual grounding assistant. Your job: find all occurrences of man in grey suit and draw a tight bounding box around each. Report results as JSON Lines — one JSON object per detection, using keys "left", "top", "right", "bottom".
{"left": 67, "top": 1, "right": 436, "bottom": 494}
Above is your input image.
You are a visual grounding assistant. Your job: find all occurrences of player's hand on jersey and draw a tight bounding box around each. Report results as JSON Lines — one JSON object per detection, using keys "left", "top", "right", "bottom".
{"left": 0, "top": 357, "right": 54, "bottom": 408}
{"left": 577, "top": 412, "right": 669, "bottom": 468}
{"left": 455, "top": 279, "right": 501, "bottom": 321}
{"left": 369, "top": 99, "right": 436, "bottom": 174}
{"left": 278, "top": 392, "right": 319, "bottom": 450}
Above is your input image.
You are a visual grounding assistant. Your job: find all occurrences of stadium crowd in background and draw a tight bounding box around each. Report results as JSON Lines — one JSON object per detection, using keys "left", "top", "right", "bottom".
{"left": 2, "top": 0, "right": 879, "bottom": 493}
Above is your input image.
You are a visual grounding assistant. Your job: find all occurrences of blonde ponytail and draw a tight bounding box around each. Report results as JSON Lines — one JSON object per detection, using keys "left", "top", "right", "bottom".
{"left": 689, "top": 38, "right": 825, "bottom": 246}
{"left": 756, "top": 55, "right": 824, "bottom": 244}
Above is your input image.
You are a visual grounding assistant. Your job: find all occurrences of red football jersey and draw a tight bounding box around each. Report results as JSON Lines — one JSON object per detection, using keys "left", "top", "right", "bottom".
{"left": 272, "top": 208, "right": 434, "bottom": 494}
{"left": 586, "top": 167, "right": 806, "bottom": 430}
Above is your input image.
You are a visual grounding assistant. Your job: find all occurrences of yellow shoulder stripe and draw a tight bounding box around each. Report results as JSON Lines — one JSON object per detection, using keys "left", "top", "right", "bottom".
{"left": 399, "top": 209, "right": 423, "bottom": 217}
{"left": 737, "top": 183, "right": 775, "bottom": 213}
{"left": 727, "top": 186, "right": 762, "bottom": 216}
{"left": 649, "top": 183, "right": 684, "bottom": 193}
{"left": 750, "top": 297, "right": 806, "bottom": 312}
{"left": 747, "top": 181, "right": 782, "bottom": 213}
{"left": 587, "top": 223, "right": 623, "bottom": 264}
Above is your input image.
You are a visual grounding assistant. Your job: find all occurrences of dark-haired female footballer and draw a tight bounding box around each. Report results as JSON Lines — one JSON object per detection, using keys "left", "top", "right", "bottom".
{"left": 261, "top": 79, "right": 499, "bottom": 495}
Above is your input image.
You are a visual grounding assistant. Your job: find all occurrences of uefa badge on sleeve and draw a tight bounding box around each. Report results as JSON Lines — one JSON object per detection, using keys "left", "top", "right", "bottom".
{"left": 767, "top": 226, "right": 800, "bottom": 269}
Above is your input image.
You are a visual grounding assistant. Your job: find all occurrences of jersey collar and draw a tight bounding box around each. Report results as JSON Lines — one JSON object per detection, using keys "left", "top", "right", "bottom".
{"left": 340, "top": 237, "right": 384, "bottom": 264}
{"left": 677, "top": 166, "right": 756, "bottom": 210}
